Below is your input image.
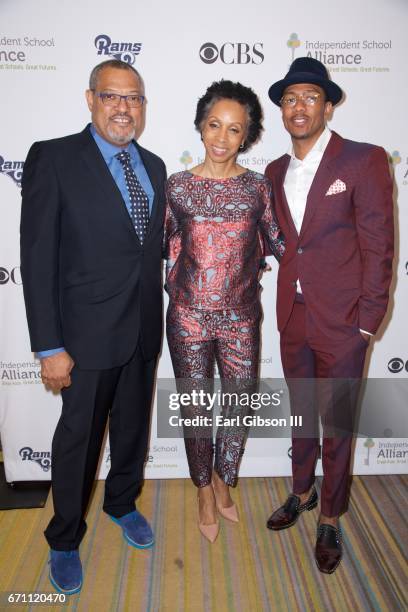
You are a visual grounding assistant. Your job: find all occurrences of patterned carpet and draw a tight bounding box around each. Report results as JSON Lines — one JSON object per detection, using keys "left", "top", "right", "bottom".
{"left": 0, "top": 476, "right": 406, "bottom": 611}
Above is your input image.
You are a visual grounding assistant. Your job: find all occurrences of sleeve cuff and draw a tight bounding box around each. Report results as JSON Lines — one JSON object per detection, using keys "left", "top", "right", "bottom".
{"left": 36, "top": 347, "right": 65, "bottom": 359}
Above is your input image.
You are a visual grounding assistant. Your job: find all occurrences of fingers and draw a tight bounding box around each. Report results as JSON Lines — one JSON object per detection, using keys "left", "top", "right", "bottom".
{"left": 41, "top": 374, "right": 71, "bottom": 392}
{"left": 40, "top": 351, "right": 74, "bottom": 392}
{"left": 63, "top": 374, "right": 72, "bottom": 388}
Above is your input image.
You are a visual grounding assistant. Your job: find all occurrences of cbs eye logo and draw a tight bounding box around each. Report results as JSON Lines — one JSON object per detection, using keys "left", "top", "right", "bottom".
{"left": 199, "top": 42, "right": 264, "bottom": 65}
{"left": 199, "top": 43, "right": 218, "bottom": 64}
{"left": 387, "top": 358, "right": 408, "bottom": 373}
{"left": 288, "top": 445, "right": 322, "bottom": 460}
{"left": 0, "top": 266, "right": 22, "bottom": 285}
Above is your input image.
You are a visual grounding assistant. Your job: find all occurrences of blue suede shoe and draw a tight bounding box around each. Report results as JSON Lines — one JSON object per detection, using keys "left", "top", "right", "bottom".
{"left": 49, "top": 549, "right": 82, "bottom": 595}
{"left": 110, "top": 510, "right": 154, "bottom": 549}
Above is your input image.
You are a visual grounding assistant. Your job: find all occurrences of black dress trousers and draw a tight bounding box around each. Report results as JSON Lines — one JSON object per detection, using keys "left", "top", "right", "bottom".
{"left": 44, "top": 344, "right": 156, "bottom": 551}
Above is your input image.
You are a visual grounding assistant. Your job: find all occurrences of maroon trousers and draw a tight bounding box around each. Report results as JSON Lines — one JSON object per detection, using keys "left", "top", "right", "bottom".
{"left": 280, "top": 295, "right": 368, "bottom": 517}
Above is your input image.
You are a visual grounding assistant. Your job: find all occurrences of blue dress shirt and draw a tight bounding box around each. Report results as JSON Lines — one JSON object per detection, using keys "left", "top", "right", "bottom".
{"left": 37, "top": 125, "right": 155, "bottom": 359}
{"left": 90, "top": 124, "right": 154, "bottom": 213}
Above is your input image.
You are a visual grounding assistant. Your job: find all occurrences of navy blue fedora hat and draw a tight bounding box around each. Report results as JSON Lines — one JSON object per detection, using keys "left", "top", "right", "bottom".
{"left": 268, "top": 57, "right": 343, "bottom": 106}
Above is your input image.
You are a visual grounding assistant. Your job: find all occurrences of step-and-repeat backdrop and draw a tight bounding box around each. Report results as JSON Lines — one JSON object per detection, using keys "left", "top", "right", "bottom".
{"left": 1, "top": 0, "right": 407, "bottom": 481}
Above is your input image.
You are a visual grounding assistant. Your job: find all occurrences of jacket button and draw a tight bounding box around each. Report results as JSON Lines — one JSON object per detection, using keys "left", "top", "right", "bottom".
{"left": 297, "top": 247, "right": 303, "bottom": 254}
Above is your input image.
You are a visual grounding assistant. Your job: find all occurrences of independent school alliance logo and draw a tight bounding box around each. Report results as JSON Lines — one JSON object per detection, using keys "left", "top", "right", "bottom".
{"left": 363, "top": 438, "right": 375, "bottom": 465}
{"left": 287, "top": 33, "right": 301, "bottom": 64}
{"left": 94, "top": 34, "right": 142, "bottom": 65}
{"left": 1, "top": 359, "right": 42, "bottom": 387}
{"left": 389, "top": 150, "right": 401, "bottom": 165}
{"left": 363, "top": 438, "right": 408, "bottom": 466}
{"left": 0, "top": 35, "right": 57, "bottom": 71}
{"left": 392, "top": 150, "right": 408, "bottom": 187}
{"left": 19, "top": 446, "right": 51, "bottom": 471}
{"left": 285, "top": 32, "right": 392, "bottom": 72}
{"left": 180, "top": 150, "right": 193, "bottom": 169}
{"left": 387, "top": 149, "right": 408, "bottom": 188}
{"left": 104, "top": 446, "right": 111, "bottom": 467}
{"left": 0, "top": 155, "right": 23, "bottom": 187}
{"left": 146, "top": 445, "right": 179, "bottom": 470}
{"left": 183, "top": 148, "right": 272, "bottom": 170}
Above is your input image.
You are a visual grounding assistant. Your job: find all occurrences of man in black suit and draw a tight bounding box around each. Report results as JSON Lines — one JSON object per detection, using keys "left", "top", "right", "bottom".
{"left": 20, "top": 60, "right": 166, "bottom": 594}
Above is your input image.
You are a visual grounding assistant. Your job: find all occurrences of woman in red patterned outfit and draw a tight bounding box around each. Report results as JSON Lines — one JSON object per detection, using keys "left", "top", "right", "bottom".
{"left": 164, "top": 81, "right": 284, "bottom": 542}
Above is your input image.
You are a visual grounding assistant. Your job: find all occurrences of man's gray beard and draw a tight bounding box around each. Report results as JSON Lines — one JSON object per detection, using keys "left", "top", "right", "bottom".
{"left": 107, "top": 126, "right": 136, "bottom": 145}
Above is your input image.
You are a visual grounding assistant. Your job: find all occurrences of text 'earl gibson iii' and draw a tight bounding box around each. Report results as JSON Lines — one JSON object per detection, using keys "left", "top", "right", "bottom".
{"left": 169, "top": 415, "right": 303, "bottom": 428}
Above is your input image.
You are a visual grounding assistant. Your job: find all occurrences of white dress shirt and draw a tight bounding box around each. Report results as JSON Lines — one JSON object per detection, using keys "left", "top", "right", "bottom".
{"left": 283, "top": 126, "right": 372, "bottom": 335}
{"left": 284, "top": 126, "right": 332, "bottom": 293}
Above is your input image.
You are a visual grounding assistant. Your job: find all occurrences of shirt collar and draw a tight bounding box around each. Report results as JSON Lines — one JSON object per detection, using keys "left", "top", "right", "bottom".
{"left": 287, "top": 126, "right": 332, "bottom": 162}
{"left": 90, "top": 124, "right": 141, "bottom": 165}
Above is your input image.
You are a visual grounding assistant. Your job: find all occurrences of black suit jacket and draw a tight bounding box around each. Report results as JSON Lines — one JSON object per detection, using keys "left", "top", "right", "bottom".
{"left": 20, "top": 125, "right": 166, "bottom": 369}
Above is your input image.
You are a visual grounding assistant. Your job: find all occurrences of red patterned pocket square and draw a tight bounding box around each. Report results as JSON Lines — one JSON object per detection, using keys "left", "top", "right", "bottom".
{"left": 325, "top": 179, "right": 346, "bottom": 196}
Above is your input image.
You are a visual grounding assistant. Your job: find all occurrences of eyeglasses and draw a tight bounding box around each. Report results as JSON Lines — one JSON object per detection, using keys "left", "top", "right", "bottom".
{"left": 94, "top": 91, "right": 145, "bottom": 108}
{"left": 280, "top": 93, "right": 321, "bottom": 107}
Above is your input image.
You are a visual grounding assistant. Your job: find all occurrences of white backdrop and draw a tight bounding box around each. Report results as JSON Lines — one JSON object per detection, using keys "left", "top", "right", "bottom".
{"left": 0, "top": 0, "right": 407, "bottom": 481}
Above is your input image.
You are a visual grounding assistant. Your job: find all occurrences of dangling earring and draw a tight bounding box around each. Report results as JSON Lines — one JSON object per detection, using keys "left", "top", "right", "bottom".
{"left": 239, "top": 143, "right": 244, "bottom": 150}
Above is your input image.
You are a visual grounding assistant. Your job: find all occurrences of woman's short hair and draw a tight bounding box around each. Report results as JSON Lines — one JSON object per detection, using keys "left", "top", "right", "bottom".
{"left": 194, "top": 80, "right": 263, "bottom": 153}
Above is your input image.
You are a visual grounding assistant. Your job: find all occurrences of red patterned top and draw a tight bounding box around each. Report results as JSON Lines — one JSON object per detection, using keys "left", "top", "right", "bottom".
{"left": 164, "top": 170, "right": 285, "bottom": 310}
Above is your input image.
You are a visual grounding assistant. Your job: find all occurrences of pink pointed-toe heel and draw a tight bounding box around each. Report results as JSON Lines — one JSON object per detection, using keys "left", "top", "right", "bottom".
{"left": 216, "top": 501, "right": 239, "bottom": 523}
{"left": 198, "top": 519, "right": 220, "bottom": 543}
{"left": 197, "top": 490, "right": 219, "bottom": 543}
{"left": 212, "top": 476, "right": 239, "bottom": 523}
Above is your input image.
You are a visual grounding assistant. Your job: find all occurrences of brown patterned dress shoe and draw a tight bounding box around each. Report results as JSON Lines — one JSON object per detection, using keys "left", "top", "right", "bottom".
{"left": 315, "top": 524, "right": 342, "bottom": 573}
{"left": 266, "top": 487, "right": 318, "bottom": 530}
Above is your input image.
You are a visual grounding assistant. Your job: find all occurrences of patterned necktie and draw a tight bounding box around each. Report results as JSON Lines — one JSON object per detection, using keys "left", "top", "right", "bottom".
{"left": 115, "top": 150, "right": 149, "bottom": 243}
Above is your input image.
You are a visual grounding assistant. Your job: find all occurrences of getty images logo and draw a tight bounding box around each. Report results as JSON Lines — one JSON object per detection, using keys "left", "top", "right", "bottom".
{"left": 0, "top": 155, "right": 24, "bottom": 188}
{"left": 199, "top": 42, "right": 264, "bottom": 65}
{"left": 94, "top": 34, "right": 142, "bottom": 65}
{"left": 19, "top": 446, "right": 51, "bottom": 472}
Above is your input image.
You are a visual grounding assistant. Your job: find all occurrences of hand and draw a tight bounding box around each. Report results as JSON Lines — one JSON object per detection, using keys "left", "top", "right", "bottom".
{"left": 360, "top": 331, "right": 371, "bottom": 343}
{"left": 41, "top": 351, "right": 74, "bottom": 392}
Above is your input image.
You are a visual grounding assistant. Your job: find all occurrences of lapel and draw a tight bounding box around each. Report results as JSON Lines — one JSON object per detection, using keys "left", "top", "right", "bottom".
{"left": 274, "top": 154, "right": 298, "bottom": 237}
{"left": 79, "top": 126, "right": 137, "bottom": 237}
{"left": 299, "top": 131, "right": 345, "bottom": 239}
{"left": 79, "top": 126, "right": 163, "bottom": 245}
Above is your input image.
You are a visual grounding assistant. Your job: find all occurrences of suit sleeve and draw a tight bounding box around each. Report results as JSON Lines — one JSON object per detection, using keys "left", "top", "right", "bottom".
{"left": 354, "top": 146, "right": 394, "bottom": 334}
{"left": 20, "top": 142, "right": 63, "bottom": 352}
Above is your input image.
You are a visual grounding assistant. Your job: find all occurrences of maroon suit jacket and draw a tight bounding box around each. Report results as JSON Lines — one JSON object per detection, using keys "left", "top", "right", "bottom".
{"left": 265, "top": 131, "right": 394, "bottom": 343}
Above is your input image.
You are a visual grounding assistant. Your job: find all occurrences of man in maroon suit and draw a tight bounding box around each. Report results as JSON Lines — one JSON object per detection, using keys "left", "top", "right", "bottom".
{"left": 265, "top": 57, "right": 394, "bottom": 573}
